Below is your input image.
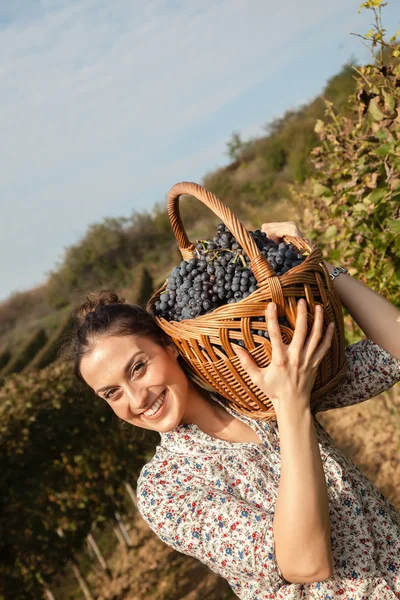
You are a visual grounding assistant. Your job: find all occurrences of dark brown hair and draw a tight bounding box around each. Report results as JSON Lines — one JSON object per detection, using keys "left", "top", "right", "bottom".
{"left": 72, "top": 291, "right": 173, "bottom": 383}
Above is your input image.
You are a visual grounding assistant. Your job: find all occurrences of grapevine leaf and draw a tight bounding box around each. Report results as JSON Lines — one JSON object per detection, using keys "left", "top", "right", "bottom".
{"left": 375, "top": 129, "right": 387, "bottom": 140}
{"left": 365, "top": 187, "right": 388, "bottom": 203}
{"left": 330, "top": 249, "right": 342, "bottom": 261}
{"left": 368, "top": 97, "right": 386, "bottom": 122}
{"left": 390, "top": 178, "right": 400, "bottom": 191}
{"left": 322, "top": 195, "right": 334, "bottom": 206}
{"left": 313, "top": 183, "right": 332, "bottom": 197}
{"left": 365, "top": 172, "right": 378, "bottom": 188}
{"left": 324, "top": 225, "right": 337, "bottom": 240}
{"left": 374, "top": 143, "right": 392, "bottom": 157}
{"left": 382, "top": 90, "right": 395, "bottom": 113}
{"left": 387, "top": 219, "right": 400, "bottom": 234}
{"left": 353, "top": 203, "right": 368, "bottom": 212}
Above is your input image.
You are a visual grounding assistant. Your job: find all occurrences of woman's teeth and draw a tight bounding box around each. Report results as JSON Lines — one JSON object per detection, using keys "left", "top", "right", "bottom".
{"left": 143, "top": 391, "right": 166, "bottom": 417}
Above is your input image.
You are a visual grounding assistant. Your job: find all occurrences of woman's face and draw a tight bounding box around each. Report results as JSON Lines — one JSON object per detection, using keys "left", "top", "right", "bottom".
{"left": 80, "top": 334, "right": 192, "bottom": 433}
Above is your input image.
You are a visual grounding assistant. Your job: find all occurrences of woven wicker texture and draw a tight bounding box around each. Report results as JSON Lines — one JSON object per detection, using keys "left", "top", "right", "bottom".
{"left": 147, "top": 182, "right": 348, "bottom": 420}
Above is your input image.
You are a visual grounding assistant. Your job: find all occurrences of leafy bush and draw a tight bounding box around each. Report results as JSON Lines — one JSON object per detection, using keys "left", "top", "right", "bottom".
{"left": 290, "top": 2, "right": 400, "bottom": 307}
{"left": 0, "top": 362, "right": 158, "bottom": 598}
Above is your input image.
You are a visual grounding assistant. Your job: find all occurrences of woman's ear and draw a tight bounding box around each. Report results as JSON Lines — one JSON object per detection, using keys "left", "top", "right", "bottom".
{"left": 166, "top": 343, "right": 179, "bottom": 359}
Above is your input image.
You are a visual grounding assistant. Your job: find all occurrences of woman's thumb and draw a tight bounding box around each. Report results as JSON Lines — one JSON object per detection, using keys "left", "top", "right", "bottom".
{"left": 234, "top": 346, "right": 260, "bottom": 383}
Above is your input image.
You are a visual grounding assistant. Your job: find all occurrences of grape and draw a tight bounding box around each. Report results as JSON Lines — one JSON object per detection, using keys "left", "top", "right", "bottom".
{"left": 153, "top": 221, "right": 307, "bottom": 328}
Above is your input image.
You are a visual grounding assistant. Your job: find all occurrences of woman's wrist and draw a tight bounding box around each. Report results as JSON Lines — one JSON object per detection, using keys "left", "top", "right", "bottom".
{"left": 275, "top": 399, "right": 312, "bottom": 424}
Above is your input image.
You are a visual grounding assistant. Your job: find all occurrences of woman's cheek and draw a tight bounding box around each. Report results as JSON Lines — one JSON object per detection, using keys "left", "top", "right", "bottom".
{"left": 110, "top": 400, "right": 130, "bottom": 421}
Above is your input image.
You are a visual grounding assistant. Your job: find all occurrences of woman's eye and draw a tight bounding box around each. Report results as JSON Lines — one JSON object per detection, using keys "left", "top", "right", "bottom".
{"left": 103, "top": 361, "right": 146, "bottom": 399}
{"left": 131, "top": 361, "right": 146, "bottom": 376}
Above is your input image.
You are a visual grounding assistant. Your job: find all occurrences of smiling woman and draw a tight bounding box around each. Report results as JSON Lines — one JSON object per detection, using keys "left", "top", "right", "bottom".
{"left": 74, "top": 292, "right": 243, "bottom": 437}
{"left": 71, "top": 289, "right": 400, "bottom": 599}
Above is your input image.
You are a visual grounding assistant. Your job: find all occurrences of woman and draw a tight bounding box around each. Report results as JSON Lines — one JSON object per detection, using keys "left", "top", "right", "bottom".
{"left": 73, "top": 222, "right": 400, "bottom": 599}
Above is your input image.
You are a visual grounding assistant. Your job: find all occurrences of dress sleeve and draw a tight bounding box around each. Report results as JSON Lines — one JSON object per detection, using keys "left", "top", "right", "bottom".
{"left": 136, "top": 466, "right": 288, "bottom": 590}
{"left": 312, "top": 338, "right": 400, "bottom": 414}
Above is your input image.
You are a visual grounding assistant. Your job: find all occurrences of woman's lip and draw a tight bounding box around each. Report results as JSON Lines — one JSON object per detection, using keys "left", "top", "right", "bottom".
{"left": 142, "top": 390, "right": 168, "bottom": 420}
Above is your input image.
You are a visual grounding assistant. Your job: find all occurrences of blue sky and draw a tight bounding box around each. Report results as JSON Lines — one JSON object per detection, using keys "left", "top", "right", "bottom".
{"left": 1, "top": 0, "right": 399, "bottom": 302}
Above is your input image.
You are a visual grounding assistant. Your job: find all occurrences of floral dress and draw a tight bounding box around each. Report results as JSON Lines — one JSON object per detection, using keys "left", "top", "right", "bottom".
{"left": 137, "top": 338, "right": 400, "bottom": 599}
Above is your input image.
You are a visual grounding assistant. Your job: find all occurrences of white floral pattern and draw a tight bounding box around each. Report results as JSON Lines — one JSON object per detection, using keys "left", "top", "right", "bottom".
{"left": 137, "top": 339, "right": 400, "bottom": 599}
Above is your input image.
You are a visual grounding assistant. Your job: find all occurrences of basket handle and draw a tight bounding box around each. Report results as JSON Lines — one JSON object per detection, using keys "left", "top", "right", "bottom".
{"left": 167, "top": 181, "right": 276, "bottom": 282}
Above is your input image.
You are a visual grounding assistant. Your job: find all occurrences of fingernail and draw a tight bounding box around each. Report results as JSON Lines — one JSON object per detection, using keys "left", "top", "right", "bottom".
{"left": 299, "top": 299, "right": 306, "bottom": 306}
{"left": 268, "top": 302, "right": 275, "bottom": 312}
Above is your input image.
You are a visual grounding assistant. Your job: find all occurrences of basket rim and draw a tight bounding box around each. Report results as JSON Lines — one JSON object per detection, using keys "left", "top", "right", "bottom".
{"left": 147, "top": 238, "right": 321, "bottom": 323}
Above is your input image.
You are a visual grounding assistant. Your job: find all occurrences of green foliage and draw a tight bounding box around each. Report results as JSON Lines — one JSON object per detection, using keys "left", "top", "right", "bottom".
{"left": 290, "top": 4, "right": 400, "bottom": 324}
{"left": 261, "top": 139, "right": 287, "bottom": 172}
{"left": 0, "top": 362, "right": 158, "bottom": 598}
{"left": 226, "top": 131, "right": 252, "bottom": 161}
{"left": 0, "top": 329, "right": 48, "bottom": 378}
{"left": 24, "top": 310, "right": 76, "bottom": 372}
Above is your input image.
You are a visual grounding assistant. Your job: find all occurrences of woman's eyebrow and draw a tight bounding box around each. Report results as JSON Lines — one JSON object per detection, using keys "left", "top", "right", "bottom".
{"left": 96, "top": 351, "right": 144, "bottom": 394}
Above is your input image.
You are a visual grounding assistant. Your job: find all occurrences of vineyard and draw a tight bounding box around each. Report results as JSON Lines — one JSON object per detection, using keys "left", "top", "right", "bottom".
{"left": 1, "top": 2, "right": 399, "bottom": 598}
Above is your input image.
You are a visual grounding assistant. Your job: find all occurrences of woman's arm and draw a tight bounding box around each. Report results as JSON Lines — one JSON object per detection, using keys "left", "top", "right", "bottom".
{"left": 274, "top": 403, "right": 334, "bottom": 583}
{"left": 324, "top": 261, "right": 400, "bottom": 360}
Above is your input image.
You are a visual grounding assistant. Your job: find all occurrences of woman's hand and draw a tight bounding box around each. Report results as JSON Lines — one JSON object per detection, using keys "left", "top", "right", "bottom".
{"left": 234, "top": 300, "right": 335, "bottom": 416}
{"left": 261, "top": 221, "right": 305, "bottom": 244}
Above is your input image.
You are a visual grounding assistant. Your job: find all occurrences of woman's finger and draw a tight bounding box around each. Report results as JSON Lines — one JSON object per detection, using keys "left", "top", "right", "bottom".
{"left": 302, "top": 304, "right": 324, "bottom": 361}
{"left": 234, "top": 346, "right": 263, "bottom": 387}
{"left": 309, "top": 321, "right": 335, "bottom": 366}
{"left": 265, "top": 303, "right": 286, "bottom": 365}
{"left": 288, "top": 299, "right": 308, "bottom": 356}
{"left": 261, "top": 221, "right": 304, "bottom": 241}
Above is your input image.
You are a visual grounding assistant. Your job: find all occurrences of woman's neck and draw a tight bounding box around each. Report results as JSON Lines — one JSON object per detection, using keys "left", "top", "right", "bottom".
{"left": 180, "top": 383, "right": 263, "bottom": 445}
{"left": 180, "top": 383, "right": 232, "bottom": 433}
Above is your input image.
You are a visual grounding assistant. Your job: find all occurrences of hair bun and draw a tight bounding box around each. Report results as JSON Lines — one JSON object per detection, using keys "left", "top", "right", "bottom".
{"left": 76, "top": 291, "right": 126, "bottom": 325}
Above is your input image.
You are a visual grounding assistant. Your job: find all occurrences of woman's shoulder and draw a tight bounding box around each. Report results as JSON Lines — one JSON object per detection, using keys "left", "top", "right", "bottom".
{"left": 136, "top": 445, "right": 181, "bottom": 496}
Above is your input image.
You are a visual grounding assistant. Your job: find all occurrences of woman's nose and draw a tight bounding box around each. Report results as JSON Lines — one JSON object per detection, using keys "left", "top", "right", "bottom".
{"left": 125, "top": 385, "right": 148, "bottom": 413}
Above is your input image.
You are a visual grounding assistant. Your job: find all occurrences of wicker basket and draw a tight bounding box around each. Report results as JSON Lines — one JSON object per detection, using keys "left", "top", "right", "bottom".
{"left": 147, "top": 181, "right": 348, "bottom": 420}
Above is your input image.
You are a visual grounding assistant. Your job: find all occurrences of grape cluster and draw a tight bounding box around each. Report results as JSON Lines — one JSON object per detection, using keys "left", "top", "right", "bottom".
{"left": 153, "top": 223, "right": 306, "bottom": 347}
